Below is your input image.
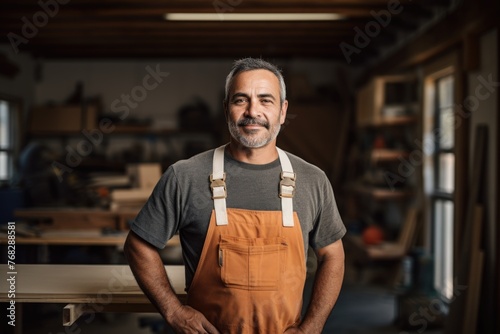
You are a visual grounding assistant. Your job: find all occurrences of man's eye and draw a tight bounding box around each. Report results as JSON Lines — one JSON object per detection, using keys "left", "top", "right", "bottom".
{"left": 234, "top": 98, "right": 247, "bottom": 104}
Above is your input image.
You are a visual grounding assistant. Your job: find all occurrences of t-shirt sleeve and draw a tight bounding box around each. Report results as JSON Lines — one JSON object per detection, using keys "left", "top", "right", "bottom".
{"left": 309, "top": 173, "right": 346, "bottom": 250}
{"left": 130, "top": 166, "right": 181, "bottom": 249}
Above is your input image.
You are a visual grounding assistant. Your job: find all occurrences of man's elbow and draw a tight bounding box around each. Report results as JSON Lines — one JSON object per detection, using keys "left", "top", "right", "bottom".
{"left": 317, "top": 239, "right": 345, "bottom": 264}
{"left": 124, "top": 231, "right": 142, "bottom": 263}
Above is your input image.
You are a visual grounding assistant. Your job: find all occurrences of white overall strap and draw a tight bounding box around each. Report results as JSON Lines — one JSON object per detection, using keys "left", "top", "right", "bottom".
{"left": 277, "top": 148, "right": 296, "bottom": 227}
{"left": 211, "top": 145, "right": 228, "bottom": 226}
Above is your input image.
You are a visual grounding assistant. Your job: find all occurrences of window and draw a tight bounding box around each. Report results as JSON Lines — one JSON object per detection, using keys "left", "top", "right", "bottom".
{"left": 424, "top": 73, "right": 455, "bottom": 300}
{"left": 0, "top": 97, "right": 21, "bottom": 184}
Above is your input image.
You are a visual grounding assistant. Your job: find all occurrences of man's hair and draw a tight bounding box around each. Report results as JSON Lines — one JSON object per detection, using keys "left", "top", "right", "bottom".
{"left": 224, "top": 58, "right": 287, "bottom": 105}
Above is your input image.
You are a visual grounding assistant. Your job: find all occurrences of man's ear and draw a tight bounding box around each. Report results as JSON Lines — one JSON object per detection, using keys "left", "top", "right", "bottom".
{"left": 280, "top": 100, "right": 288, "bottom": 125}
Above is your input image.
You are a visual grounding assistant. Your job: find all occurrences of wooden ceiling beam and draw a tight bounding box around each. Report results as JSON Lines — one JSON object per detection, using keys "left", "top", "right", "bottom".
{"left": 26, "top": 38, "right": 348, "bottom": 48}
{"left": 25, "top": 45, "right": 349, "bottom": 59}
{"left": 0, "top": 0, "right": 452, "bottom": 60}
{"left": 0, "top": 19, "right": 365, "bottom": 30}
{"left": 1, "top": 31, "right": 355, "bottom": 40}
{"left": 1, "top": 1, "right": 444, "bottom": 18}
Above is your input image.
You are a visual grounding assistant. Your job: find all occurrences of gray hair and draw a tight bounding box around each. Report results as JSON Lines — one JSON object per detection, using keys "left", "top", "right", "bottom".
{"left": 224, "top": 58, "right": 287, "bottom": 105}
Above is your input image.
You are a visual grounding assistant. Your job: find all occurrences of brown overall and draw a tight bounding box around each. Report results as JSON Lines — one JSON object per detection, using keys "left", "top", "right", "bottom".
{"left": 187, "top": 145, "right": 307, "bottom": 334}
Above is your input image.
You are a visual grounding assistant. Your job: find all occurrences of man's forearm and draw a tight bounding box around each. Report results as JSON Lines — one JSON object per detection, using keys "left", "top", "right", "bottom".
{"left": 124, "top": 231, "right": 182, "bottom": 323}
{"left": 300, "top": 240, "right": 345, "bottom": 334}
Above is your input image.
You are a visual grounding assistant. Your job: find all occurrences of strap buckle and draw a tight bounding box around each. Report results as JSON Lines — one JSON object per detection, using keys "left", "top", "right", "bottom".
{"left": 210, "top": 173, "right": 227, "bottom": 199}
{"left": 279, "top": 171, "right": 296, "bottom": 198}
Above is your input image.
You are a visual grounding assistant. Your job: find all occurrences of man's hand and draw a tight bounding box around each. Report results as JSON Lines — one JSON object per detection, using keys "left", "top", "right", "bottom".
{"left": 293, "top": 239, "right": 345, "bottom": 334}
{"left": 125, "top": 232, "right": 220, "bottom": 334}
{"left": 168, "top": 305, "right": 221, "bottom": 334}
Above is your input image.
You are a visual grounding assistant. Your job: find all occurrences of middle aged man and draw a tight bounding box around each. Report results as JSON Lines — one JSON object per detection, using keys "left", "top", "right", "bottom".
{"left": 124, "top": 57, "right": 346, "bottom": 334}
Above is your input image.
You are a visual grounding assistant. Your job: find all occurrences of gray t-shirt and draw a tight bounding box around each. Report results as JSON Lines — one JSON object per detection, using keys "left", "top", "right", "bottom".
{"left": 131, "top": 148, "right": 346, "bottom": 288}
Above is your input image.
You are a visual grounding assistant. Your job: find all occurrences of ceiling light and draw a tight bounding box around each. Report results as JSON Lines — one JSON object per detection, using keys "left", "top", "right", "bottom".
{"left": 164, "top": 13, "right": 344, "bottom": 21}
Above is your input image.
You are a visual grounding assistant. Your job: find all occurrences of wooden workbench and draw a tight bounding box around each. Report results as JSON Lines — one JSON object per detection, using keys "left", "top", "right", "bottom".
{"left": 14, "top": 207, "right": 140, "bottom": 230}
{"left": 0, "top": 264, "right": 186, "bottom": 326}
{"left": 0, "top": 230, "right": 180, "bottom": 247}
{"left": 0, "top": 230, "right": 180, "bottom": 264}
{"left": 0, "top": 230, "right": 128, "bottom": 247}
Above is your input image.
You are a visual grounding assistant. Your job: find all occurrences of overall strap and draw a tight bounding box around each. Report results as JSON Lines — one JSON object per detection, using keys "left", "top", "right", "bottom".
{"left": 210, "top": 145, "right": 296, "bottom": 227}
{"left": 211, "top": 145, "right": 228, "bottom": 226}
{"left": 277, "top": 148, "right": 296, "bottom": 227}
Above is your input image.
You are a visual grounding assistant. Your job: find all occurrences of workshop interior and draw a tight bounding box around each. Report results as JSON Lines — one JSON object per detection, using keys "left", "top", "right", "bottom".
{"left": 0, "top": 0, "right": 498, "bottom": 333}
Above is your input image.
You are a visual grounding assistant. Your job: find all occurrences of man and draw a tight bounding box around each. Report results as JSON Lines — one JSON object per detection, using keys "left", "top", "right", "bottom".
{"left": 124, "top": 58, "right": 346, "bottom": 334}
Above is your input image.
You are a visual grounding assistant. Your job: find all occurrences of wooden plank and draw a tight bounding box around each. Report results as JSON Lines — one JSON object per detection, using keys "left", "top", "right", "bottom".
{"left": 14, "top": 207, "right": 139, "bottom": 231}
{"left": 462, "top": 205, "right": 483, "bottom": 334}
{"left": 497, "top": 25, "right": 500, "bottom": 333}
{"left": 0, "top": 265, "right": 186, "bottom": 304}
{"left": 470, "top": 206, "right": 483, "bottom": 258}
{"left": 444, "top": 125, "right": 487, "bottom": 334}
{"left": 463, "top": 251, "right": 484, "bottom": 334}
{"left": 0, "top": 231, "right": 180, "bottom": 247}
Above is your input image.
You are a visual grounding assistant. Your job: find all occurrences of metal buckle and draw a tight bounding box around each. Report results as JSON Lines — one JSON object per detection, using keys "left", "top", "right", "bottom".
{"left": 279, "top": 172, "right": 296, "bottom": 198}
{"left": 210, "top": 173, "right": 227, "bottom": 199}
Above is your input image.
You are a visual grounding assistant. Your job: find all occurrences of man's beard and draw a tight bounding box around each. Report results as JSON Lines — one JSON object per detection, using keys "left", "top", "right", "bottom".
{"left": 228, "top": 116, "right": 281, "bottom": 148}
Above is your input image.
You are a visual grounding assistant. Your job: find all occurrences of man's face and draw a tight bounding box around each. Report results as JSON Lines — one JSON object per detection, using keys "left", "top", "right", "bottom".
{"left": 226, "top": 69, "right": 288, "bottom": 149}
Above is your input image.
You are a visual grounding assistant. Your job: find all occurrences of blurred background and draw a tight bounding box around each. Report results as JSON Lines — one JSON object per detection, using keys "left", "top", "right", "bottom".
{"left": 0, "top": 0, "right": 498, "bottom": 333}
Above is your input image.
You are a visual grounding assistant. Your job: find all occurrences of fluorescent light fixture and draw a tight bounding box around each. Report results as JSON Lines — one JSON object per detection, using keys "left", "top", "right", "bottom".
{"left": 164, "top": 13, "right": 344, "bottom": 21}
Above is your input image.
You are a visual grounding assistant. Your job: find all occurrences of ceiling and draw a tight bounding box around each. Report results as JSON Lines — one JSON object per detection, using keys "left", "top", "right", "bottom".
{"left": 1, "top": 0, "right": 452, "bottom": 63}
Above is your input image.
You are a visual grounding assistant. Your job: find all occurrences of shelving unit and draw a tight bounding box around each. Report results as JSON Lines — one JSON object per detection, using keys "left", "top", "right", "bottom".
{"left": 356, "top": 75, "right": 418, "bottom": 127}
{"left": 352, "top": 185, "right": 415, "bottom": 201}
{"left": 347, "top": 73, "right": 420, "bottom": 244}
{"left": 25, "top": 104, "right": 219, "bottom": 174}
{"left": 362, "top": 115, "right": 417, "bottom": 128}
{"left": 370, "top": 149, "right": 411, "bottom": 164}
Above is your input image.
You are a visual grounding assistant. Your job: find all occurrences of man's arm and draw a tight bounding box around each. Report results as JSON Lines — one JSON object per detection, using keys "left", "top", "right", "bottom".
{"left": 124, "top": 230, "right": 220, "bottom": 334}
{"left": 285, "top": 238, "right": 345, "bottom": 334}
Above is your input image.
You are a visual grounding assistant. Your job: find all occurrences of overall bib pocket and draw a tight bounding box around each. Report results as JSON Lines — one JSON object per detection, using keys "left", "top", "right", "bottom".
{"left": 219, "top": 235, "right": 288, "bottom": 290}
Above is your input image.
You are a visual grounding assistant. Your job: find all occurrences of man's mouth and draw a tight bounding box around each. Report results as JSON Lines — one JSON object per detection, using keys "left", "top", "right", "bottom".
{"left": 238, "top": 118, "right": 269, "bottom": 129}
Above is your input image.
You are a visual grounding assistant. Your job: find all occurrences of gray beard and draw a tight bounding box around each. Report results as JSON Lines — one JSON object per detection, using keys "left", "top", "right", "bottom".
{"left": 228, "top": 119, "right": 281, "bottom": 148}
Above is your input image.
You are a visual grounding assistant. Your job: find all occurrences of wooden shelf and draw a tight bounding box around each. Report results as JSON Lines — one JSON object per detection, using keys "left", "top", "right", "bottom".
{"left": 376, "top": 115, "right": 417, "bottom": 127}
{"left": 360, "top": 115, "right": 417, "bottom": 128}
{"left": 371, "top": 149, "right": 410, "bottom": 163}
{"left": 352, "top": 185, "right": 414, "bottom": 200}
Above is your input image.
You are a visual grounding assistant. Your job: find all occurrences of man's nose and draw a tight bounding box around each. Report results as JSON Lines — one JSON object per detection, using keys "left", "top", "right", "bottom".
{"left": 244, "top": 99, "right": 261, "bottom": 118}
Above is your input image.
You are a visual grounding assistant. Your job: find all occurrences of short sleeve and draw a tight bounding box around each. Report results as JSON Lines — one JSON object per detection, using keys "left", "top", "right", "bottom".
{"left": 309, "top": 175, "right": 346, "bottom": 250}
{"left": 130, "top": 166, "right": 181, "bottom": 249}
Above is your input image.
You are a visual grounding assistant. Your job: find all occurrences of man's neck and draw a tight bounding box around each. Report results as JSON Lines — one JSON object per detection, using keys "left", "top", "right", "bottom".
{"left": 227, "top": 140, "right": 279, "bottom": 165}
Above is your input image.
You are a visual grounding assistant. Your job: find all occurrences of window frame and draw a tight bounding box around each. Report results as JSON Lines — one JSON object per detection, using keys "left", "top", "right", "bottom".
{"left": 430, "top": 74, "right": 456, "bottom": 300}
{"left": 0, "top": 93, "right": 23, "bottom": 186}
{"left": 422, "top": 51, "right": 464, "bottom": 302}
